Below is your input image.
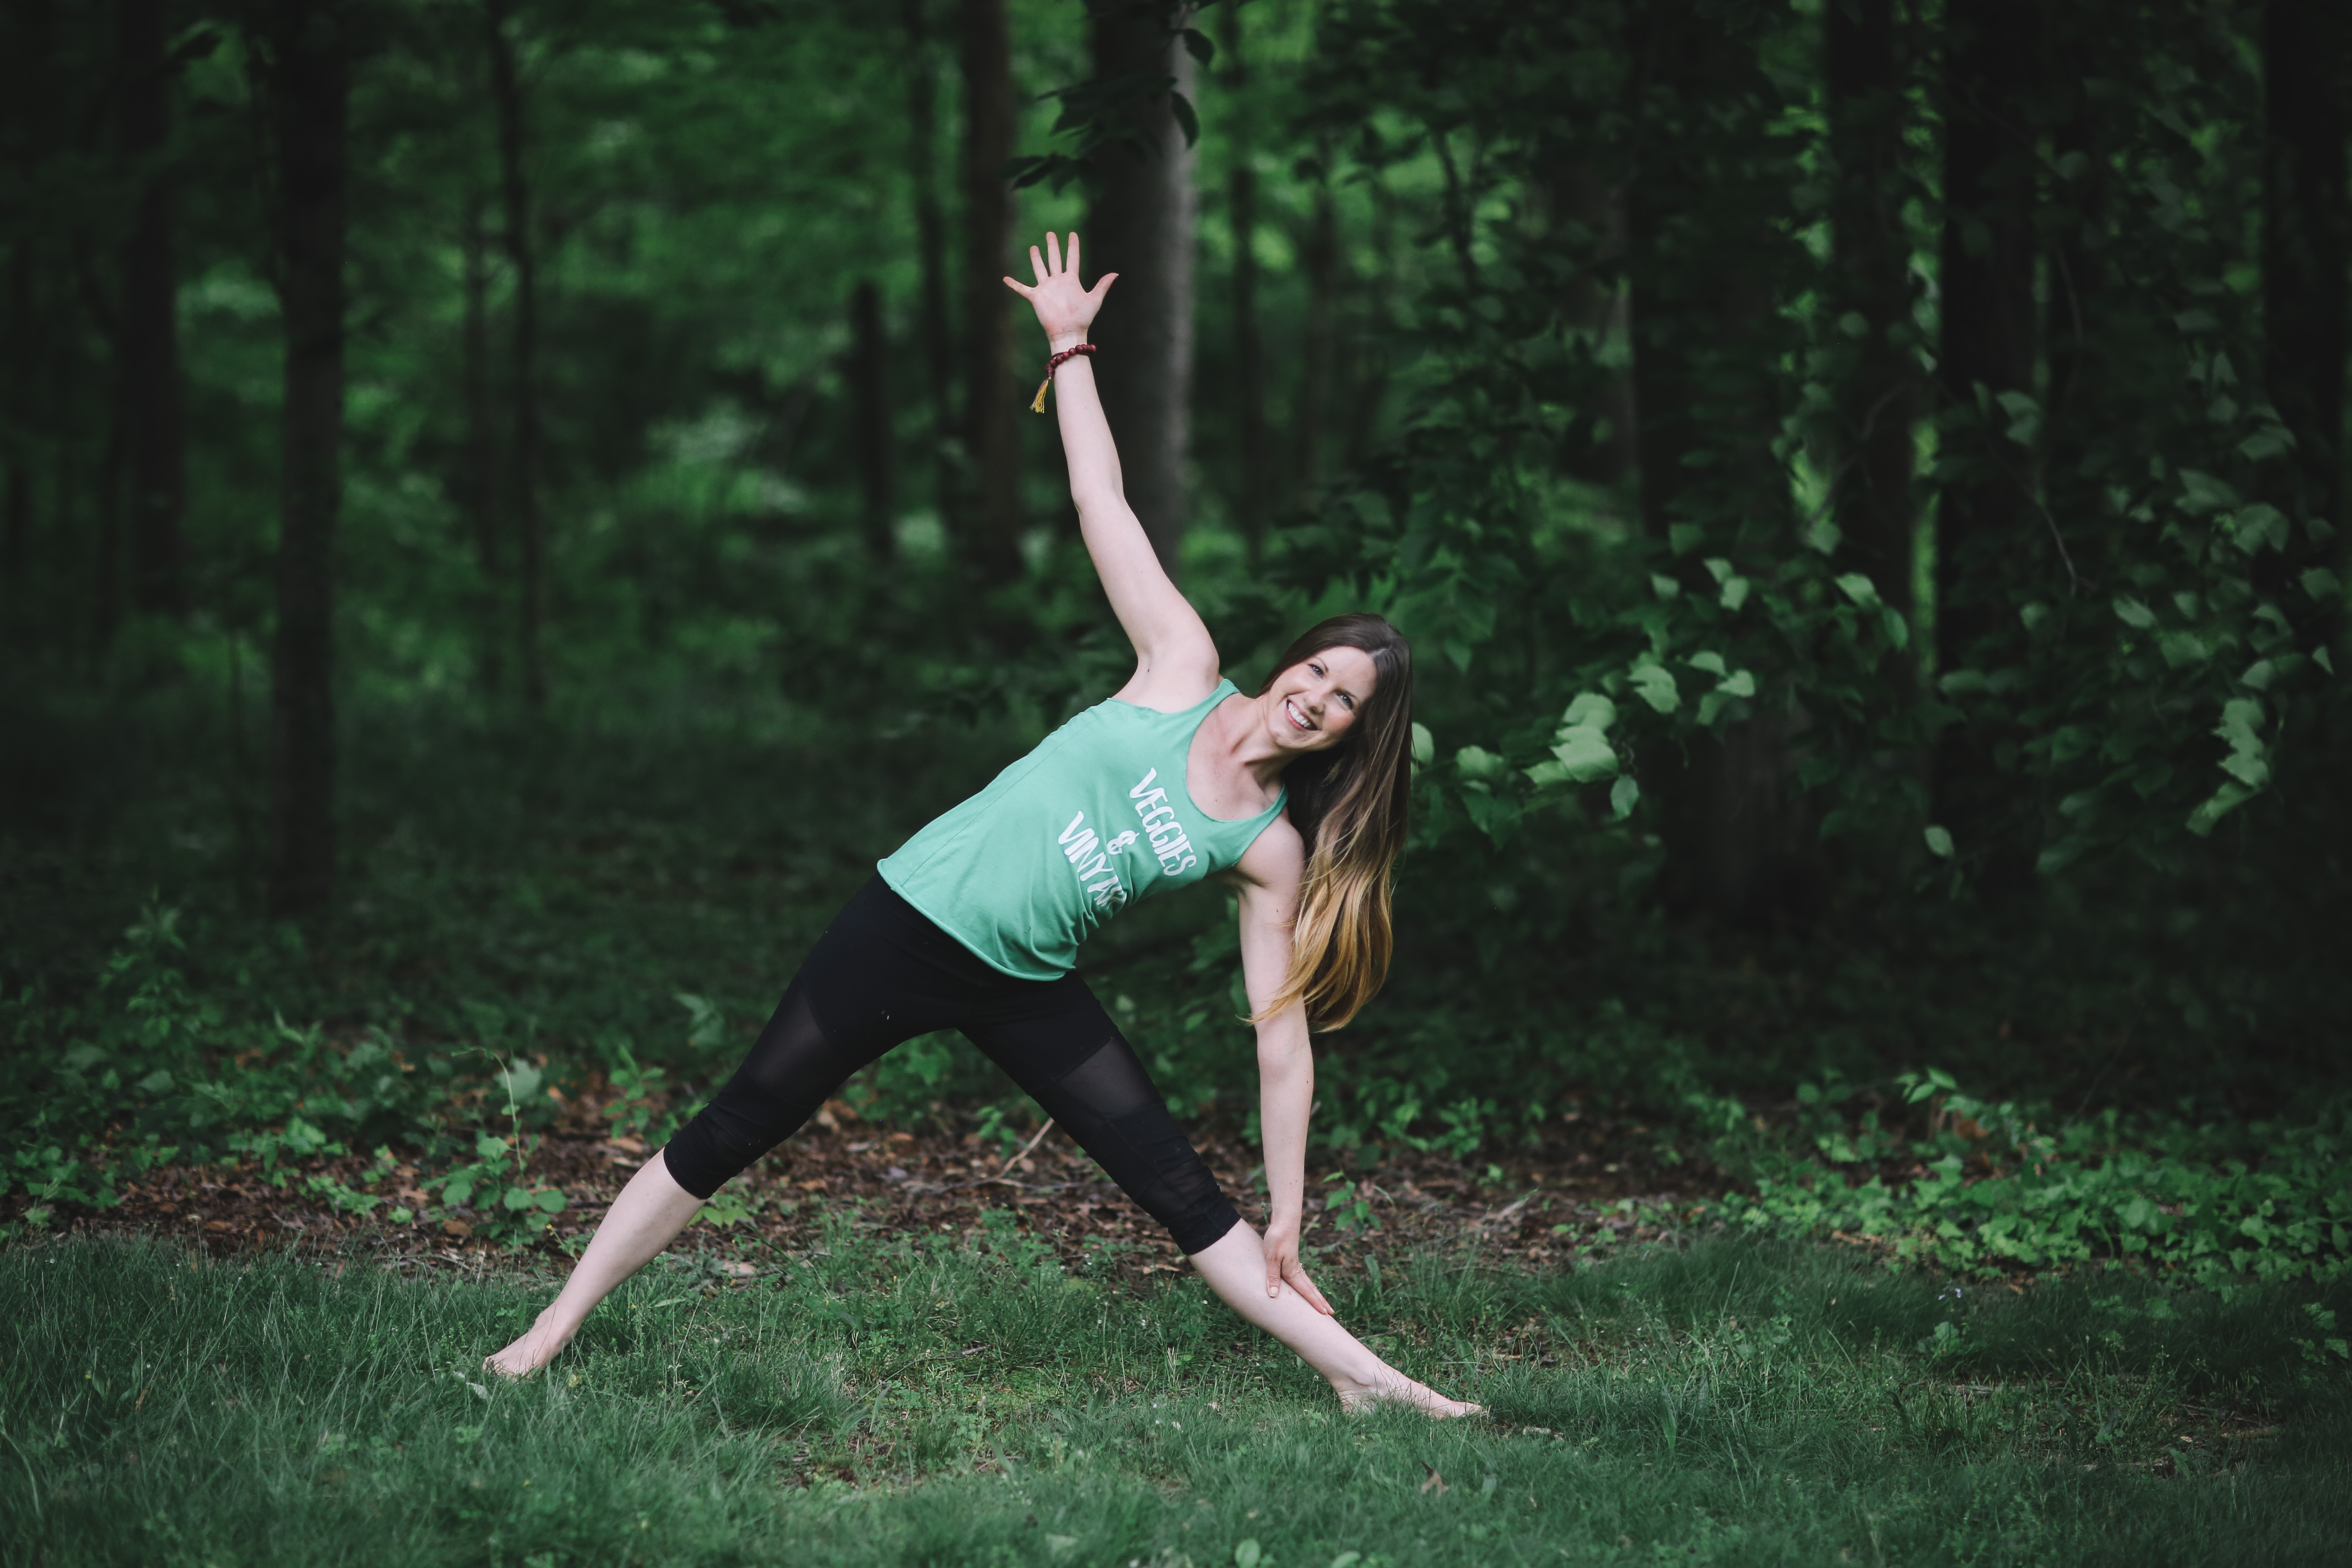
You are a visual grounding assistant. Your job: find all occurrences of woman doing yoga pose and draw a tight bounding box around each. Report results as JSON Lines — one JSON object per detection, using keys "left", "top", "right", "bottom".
{"left": 486, "top": 232, "right": 1478, "bottom": 1418}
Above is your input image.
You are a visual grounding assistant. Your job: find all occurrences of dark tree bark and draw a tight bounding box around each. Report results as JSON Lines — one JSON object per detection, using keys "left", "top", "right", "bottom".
{"left": 1825, "top": 0, "right": 1914, "bottom": 620}
{"left": 485, "top": 0, "right": 545, "bottom": 708}
{"left": 459, "top": 190, "right": 502, "bottom": 692}
{"left": 901, "top": 0, "right": 957, "bottom": 539}
{"left": 850, "top": 278, "right": 895, "bottom": 562}
{"left": 1084, "top": 0, "right": 1198, "bottom": 575}
{"left": 2260, "top": 0, "right": 2349, "bottom": 639}
{"left": 1623, "top": 0, "right": 1812, "bottom": 927}
{"left": 1294, "top": 145, "right": 1336, "bottom": 506}
{"left": 1931, "top": 0, "right": 2042, "bottom": 889}
{"left": 3, "top": 245, "right": 31, "bottom": 621}
{"left": 960, "top": 0, "right": 1020, "bottom": 583}
{"left": 264, "top": 0, "right": 348, "bottom": 917}
{"left": 1220, "top": 0, "right": 1267, "bottom": 556}
{"left": 116, "top": 0, "right": 187, "bottom": 621}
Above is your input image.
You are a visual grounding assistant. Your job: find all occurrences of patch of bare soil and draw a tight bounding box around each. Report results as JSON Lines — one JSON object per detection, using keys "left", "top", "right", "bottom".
{"left": 3, "top": 1100, "right": 1731, "bottom": 1284}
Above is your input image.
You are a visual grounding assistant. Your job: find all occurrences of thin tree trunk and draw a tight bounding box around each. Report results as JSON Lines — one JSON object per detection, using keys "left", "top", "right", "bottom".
{"left": 1826, "top": 0, "right": 1913, "bottom": 621}
{"left": 485, "top": 0, "right": 545, "bottom": 708}
{"left": 94, "top": 406, "right": 122, "bottom": 657}
{"left": 1931, "top": 0, "right": 2041, "bottom": 891}
{"left": 3, "top": 245, "right": 31, "bottom": 622}
{"left": 460, "top": 190, "right": 502, "bottom": 692}
{"left": 960, "top": 0, "right": 1020, "bottom": 583}
{"left": 850, "top": 278, "right": 895, "bottom": 562}
{"left": 265, "top": 0, "right": 348, "bottom": 918}
{"left": 1295, "top": 147, "right": 1336, "bottom": 506}
{"left": 2260, "top": 0, "right": 2348, "bottom": 643}
{"left": 1220, "top": 0, "right": 1266, "bottom": 556}
{"left": 902, "top": 0, "right": 957, "bottom": 539}
{"left": 117, "top": 0, "right": 187, "bottom": 621}
{"left": 1623, "top": 0, "right": 1809, "bottom": 927}
{"left": 1084, "top": 0, "right": 1198, "bottom": 575}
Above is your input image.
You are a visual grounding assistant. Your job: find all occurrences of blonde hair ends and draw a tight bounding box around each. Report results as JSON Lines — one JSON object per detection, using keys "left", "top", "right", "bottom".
{"left": 1249, "top": 614, "right": 1415, "bottom": 1031}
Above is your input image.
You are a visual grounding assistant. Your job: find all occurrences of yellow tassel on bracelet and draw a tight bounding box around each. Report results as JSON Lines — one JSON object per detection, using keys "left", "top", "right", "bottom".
{"left": 1030, "top": 376, "right": 1053, "bottom": 414}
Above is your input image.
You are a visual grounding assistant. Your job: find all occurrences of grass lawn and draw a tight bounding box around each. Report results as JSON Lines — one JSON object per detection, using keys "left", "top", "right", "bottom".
{"left": 5, "top": 1228, "right": 2347, "bottom": 1566}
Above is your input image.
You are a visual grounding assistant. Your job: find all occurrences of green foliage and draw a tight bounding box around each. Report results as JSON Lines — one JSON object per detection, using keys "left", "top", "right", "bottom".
{"left": 1713, "top": 1072, "right": 2352, "bottom": 1290}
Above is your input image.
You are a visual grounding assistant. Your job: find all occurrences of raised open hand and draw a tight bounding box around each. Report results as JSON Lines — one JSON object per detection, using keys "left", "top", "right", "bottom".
{"left": 1003, "top": 231, "right": 1116, "bottom": 352}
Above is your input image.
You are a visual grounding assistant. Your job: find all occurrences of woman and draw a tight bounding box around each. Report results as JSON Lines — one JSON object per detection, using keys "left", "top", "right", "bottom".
{"left": 487, "top": 232, "right": 1477, "bottom": 1418}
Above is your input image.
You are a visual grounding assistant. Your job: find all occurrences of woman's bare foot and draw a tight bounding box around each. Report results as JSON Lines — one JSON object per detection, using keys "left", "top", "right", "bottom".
{"left": 1334, "top": 1372, "right": 1484, "bottom": 1418}
{"left": 484, "top": 1309, "right": 576, "bottom": 1379}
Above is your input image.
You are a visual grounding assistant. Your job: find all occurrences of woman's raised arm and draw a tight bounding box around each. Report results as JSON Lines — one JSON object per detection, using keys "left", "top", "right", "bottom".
{"left": 1005, "top": 232, "right": 1218, "bottom": 708}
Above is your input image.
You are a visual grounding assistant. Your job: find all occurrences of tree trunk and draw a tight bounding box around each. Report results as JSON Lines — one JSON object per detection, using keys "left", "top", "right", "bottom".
{"left": 1825, "top": 0, "right": 1913, "bottom": 621}
{"left": 116, "top": 0, "right": 187, "bottom": 621}
{"left": 1931, "top": 0, "right": 2042, "bottom": 890}
{"left": 1219, "top": 0, "right": 1267, "bottom": 556}
{"left": 485, "top": 0, "right": 545, "bottom": 708}
{"left": 902, "top": 0, "right": 957, "bottom": 540}
{"left": 1295, "top": 145, "right": 1336, "bottom": 507}
{"left": 460, "top": 189, "right": 502, "bottom": 692}
{"left": 3, "top": 245, "right": 31, "bottom": 625}
{"left": 960, "top": 0, "right": 1020, "bottom": 583}
{"left": 1623, "top": 0, "right": 1811, "bottom": 927}
{"left": 265, "top": 0, "right": 348, "bottom": 918}
{"left": 1084, "top": 0, "right": 1198, "bottom": 576}
{"left": 2260, "top": 0, "right": 2348, "bottom": 642}
{"left": 850, "top": 278, "right": 895, "bottom": 562}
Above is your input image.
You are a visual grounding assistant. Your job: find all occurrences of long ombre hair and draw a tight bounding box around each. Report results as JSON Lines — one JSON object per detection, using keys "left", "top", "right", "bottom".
{"left": 1252, "top": 613, "right": 1415, "bottom": 1031}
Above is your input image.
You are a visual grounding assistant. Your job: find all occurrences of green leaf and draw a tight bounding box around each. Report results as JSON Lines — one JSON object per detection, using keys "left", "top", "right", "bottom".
{"left": 1179, "top": 26, "right": 1214, "bottom": 65}
{"left": 1668, "top": 523, "right": 1705, "bottom": 555}
{"left": 1168, "top": 91, "right": 1200, "bottom": 149}
{"left": 137, "top": 1069, "right": 174, "bottom": 1096}
{"left": 1719, "top": 577, "right": 1752, "bottom": 611}
{"left": 1718, "top": 669, "right": 1756, "bottom": 698}
{"left": 2112, "top": 597, "right": 2156, "bottom": 629}
{"left": 2187, "top": 780, "right": 2255, "bottom": 836}
{"left": 1702, "top": 557, "right": 1733, "bottom": 584}
{"left": 2236, "top": 426, "right": 2295, "bottom": 463}
{"left": 535, "top": 1188, "right": 567, "bottom": 1212}
{"left": 1610, "top": 776, "right": 1640, "bottom": 820}
{"left": 1561, "top": 692, "right": 1617, "bottom": 731}
{"left": 2304, "top": 567, "right": 2343, "bottom": 600}
{"left": 1650, "top": 572, "right": 1682, "bottom": 600}
{"left": 1410, "top": 722, "right": 1434, "bottom": 769}
{"left": 1547, "top": 726, "right": 1619, "bottom": 782}
{"left": 2230, "top": 503, "right": 2290, "bottom": 554}
{"left": 2177, "top": 469, "right": 2238, "bottom": 514}
{"left": 1834, "top": 573, "right": 1880, "bottom": 608}
{"left": 1629, "top": 663, "right": 1680, "bottom": 715}
{"left": 1924, "top": 825, "right": 1954, "bottom": 859}
{"left": 475, "top": 1132, "right": 510, "bottom": 1160}
{"left": 1455, "top": 745, "right": 1507, "bottom": 784}
{"left": 503, "top": 1186, "right": 535, "bottom": 1212}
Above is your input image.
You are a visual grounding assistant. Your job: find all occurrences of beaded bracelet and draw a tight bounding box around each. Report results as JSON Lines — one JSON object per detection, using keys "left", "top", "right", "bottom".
{"left": 1029, "top": 342, "right": 1097, "bottom": 413}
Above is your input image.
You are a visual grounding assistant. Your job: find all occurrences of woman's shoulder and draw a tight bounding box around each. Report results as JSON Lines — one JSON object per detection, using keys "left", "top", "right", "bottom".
{"left": 1231, "top": 810, "right": 1305, "bottom": 888}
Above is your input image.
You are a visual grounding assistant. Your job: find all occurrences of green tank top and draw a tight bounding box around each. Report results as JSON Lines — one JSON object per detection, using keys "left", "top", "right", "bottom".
{"left": 877, "top": 679, "right": 1287, "bottom": 980}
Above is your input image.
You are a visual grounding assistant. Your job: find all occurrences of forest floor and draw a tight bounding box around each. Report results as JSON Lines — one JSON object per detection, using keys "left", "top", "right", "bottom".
{"left": 0, "top": 1096, "right": 1719, "bottom": 1287}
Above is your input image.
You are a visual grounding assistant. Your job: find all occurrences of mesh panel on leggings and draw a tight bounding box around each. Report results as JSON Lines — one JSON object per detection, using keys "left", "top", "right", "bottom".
{"left": 1040, "top": 1034, "right": 1235, "bottom": 1255}
{"left": 661, "top": 984, "right": 877, "bottom": 1200}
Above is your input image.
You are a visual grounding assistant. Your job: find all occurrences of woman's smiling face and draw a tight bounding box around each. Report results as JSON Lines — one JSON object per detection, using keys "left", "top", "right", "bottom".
{"left": 1263, "top": 646, "right": 1379, "bottom": 753}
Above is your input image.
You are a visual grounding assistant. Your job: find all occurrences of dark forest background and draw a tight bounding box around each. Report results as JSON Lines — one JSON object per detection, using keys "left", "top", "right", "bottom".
{"left": 1, "top": 0, "right": 2347, "bottom": 1266}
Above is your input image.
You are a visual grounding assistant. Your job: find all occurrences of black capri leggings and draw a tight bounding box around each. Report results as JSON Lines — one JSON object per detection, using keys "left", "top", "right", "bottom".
{"left": 661, "top": 875, "right": 1242, "bottom": 1256}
